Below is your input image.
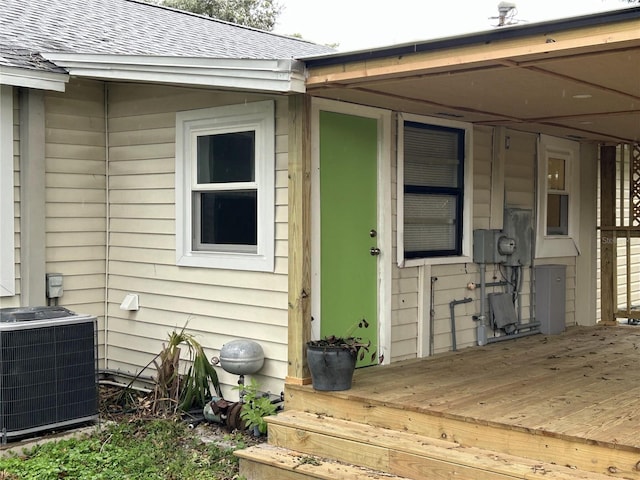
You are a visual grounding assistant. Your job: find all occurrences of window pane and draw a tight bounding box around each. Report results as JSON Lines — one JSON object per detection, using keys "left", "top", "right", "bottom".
{"left": 404, "top": 194, "right": 457, "bottom": 253}
{"left": 197, "top": 131, "right": 255, "bottom": 184}
{"left": 547, "top": 193, "right": 568, "bottom": 235}
{"left": 199, "top": 190, "right": 257, "bottom": 246}
{"left": 547, "top": 157, "right": 565, "bottom": 191}
{"left": 404, "top": 123, "right": 461, "bottom": 188}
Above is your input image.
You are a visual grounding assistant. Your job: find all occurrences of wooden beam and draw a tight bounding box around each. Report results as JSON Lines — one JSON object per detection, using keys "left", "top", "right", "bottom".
{"left": 599, "top": 145, "right": 617, "bottom": 325}
{"left": 306, "top": 19, "right": 640, "bottom": 87}
{"left": 286, "top": 94, "right": 312, "bottom": 385}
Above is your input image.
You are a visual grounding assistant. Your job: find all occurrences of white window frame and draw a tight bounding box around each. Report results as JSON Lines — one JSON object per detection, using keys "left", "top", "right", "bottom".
{"left": 0, "top": 86, "right": 16, "bottom": 296}
{"left": 175, "top": 100, "right": 274, "bottom": 271}
{"left": 535, "top": 134, "right": 580, "bottom": 258}
{"left": 397, "top": 113, "right": 473, "bottom": 267}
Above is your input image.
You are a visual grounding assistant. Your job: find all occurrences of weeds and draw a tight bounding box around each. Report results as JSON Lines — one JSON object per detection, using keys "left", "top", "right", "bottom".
{"left": 0, "top": 420, "right": 248, "bottom": 480}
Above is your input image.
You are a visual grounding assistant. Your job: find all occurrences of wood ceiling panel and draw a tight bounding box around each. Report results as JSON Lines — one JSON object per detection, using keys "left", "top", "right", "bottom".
{"left": 371, "top": 67, "right": 636, "bottom": 121}
{"left": 531, "top": 49, "right": 640, "bottom": 98}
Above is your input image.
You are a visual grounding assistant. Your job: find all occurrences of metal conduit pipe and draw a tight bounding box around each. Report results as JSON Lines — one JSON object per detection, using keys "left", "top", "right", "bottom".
{"left": 477, "top": 263, "right": 488, "bottom": 346}
{"left": 486, "top": 281, "right": 509, "bottom": 288}
{"left": 429, "top": 276, "right": 438, "bottom": 356}
{"left": 486, "top": 326, "right": 540, "bottom": 344}
{"left": 450, "top": 297, "right": 473, "bottom": 351}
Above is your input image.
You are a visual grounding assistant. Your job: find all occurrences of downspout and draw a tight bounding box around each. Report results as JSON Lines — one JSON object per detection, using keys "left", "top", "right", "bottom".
{"left": 103, "top": 83, "right": 110, "bottom": 369}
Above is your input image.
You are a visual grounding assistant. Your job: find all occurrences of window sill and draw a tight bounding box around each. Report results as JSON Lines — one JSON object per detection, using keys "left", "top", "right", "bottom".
{"left": 177, "top": 251, "right": 274, "bottom": 272}
{"left": 535, "top": 237, "right": 579, "bottom": 259}
{"left": 400, "top": 255, "right": 473, "bottom": 268}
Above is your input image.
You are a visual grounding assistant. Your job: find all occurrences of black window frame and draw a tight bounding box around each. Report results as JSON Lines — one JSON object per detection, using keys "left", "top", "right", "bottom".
{"left": 403, "top": 121, "right": 465, "bottom": 259}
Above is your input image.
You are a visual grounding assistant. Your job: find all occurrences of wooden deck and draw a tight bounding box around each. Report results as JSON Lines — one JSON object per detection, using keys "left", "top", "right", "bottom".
{"left": 238, "top": 326, "right": 640, "bottom": 479}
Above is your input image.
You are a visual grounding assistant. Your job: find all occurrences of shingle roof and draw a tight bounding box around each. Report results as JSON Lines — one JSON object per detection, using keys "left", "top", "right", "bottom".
{"left": 0, "top": 44, "right": 67, "bottom": 73}
{"left": 0, "top": 0, "right": 333, "bottom": 62}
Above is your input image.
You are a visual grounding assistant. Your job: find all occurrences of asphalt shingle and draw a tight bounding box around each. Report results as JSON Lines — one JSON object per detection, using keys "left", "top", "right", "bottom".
{"left": 0, "top": 0, "right": 334, "bottom": 61}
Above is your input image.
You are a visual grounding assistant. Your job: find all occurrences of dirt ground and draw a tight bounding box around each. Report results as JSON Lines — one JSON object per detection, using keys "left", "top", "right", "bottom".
{"left": 98, "top": 384, "right": 265, "bottom": 448}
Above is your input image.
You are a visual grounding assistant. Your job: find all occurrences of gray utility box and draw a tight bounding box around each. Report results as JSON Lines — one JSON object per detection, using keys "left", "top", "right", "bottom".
{"left": 535, "top": 265, "right": 566, "bottom": 335}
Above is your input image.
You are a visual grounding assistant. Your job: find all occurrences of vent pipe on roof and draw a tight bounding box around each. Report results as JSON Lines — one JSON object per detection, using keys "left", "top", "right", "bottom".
{"left": 497, "top": 2, "right": 517, "bottom": 26}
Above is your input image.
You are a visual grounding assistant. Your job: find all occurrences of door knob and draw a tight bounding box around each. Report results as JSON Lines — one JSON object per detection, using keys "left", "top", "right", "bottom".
{"left": 370, "top": 247, "right": 381, "bottom": 256}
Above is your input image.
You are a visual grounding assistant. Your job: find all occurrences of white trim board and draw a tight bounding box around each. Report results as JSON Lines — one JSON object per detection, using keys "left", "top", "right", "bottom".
{"left": 310, "top": 98, "right": 392, "bottom": 366}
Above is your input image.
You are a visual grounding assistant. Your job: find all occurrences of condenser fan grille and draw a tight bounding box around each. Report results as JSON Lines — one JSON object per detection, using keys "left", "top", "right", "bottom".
{"left": 0, "top": 311, "right": 97, "bottom": 441}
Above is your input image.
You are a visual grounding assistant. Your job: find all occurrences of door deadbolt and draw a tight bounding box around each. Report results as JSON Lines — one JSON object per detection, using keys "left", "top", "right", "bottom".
{"left": 369, "top": 229, "right": 377, "bottom": 238}
{"left": 370, "top": 247, "right": 381, "bottom": 256}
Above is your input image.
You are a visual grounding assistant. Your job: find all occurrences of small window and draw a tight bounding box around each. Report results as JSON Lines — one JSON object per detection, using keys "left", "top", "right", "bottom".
{"left": 401, "top": 121, "right": 465, "bottom": 258}
{"left": 536, "top": 135, "right": 580, "bottom": 258}
{"left": 176, "top": 101, "right": 274, "bottom": 271}
{"left": 546, "top": 156, "right": 568, "bottom": 235}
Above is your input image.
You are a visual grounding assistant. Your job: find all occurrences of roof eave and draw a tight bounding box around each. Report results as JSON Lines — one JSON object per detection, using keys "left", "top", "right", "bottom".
{"left": 0, "top": 65, "right": 69, "bottom": 92}
{"left": 302, "top": 6, "right": 640, "bottom": 67}
{"left": 41, "top": 53, "right": 307, "bottom": 93}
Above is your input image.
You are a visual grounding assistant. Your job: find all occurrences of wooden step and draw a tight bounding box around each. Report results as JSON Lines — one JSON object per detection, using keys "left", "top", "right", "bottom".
{"left": 236, "top": 443, "right": 414, "bottom": 480}
{"left": 263, "top": 410, "right": 618, "bottom": 480}
{"left": 284, "top": 385, "right": 640, "bottom": 478}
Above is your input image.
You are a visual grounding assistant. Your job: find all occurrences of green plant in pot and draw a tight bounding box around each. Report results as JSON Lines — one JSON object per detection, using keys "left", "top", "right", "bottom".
{"left": 306, "top": 318, "right": 375, "bottom": 391}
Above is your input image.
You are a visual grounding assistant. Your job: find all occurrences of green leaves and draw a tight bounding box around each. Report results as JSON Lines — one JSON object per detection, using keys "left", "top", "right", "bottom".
{"left": 234, "top": 378, "right": 277, "bottom": 434}
{"left": 0, "top": 420, "right": 243, "bottom": 479}
{"left": 161, "top": 0, "right": 282, "bottom": 31}
{"left": 152, "top": 328, "right": 222, "bottom": 414}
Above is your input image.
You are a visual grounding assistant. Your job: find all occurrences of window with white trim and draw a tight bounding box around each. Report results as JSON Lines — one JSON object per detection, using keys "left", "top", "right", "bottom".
{"left": 535, "top": 134, "right": 580, "bottom": 258}
{"left": 0, "top": 86, "right": 16, "bottom": 296}
{"left": 176, "top": 101, "right": 274, "bottom": 271}
{"left": 397, "top": 114, "right": 473, "bottom": 266}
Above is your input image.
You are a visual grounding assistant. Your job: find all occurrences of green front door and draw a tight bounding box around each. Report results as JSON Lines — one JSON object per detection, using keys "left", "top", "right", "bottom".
{"left": 319, "top": 110, "right": 378, "bottom": 367}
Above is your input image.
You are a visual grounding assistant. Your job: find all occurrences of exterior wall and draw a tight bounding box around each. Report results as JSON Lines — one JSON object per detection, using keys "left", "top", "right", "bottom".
{"left": 12, "top": 89, "right": 19, "bottom": 305}
{"left": 104, "top": 83, "right": 289, "bottom": 397}
{"left": 596, "top": 145, "right": 640, "bottom": 321}
{"left": 0, "top": 88, "right": 21, "bottom": 308}
{"left": 44, "top": 79, "right": 107, "bottom": 362}
{"left": 389, "top": 126, "right": 585, "bottom": 360}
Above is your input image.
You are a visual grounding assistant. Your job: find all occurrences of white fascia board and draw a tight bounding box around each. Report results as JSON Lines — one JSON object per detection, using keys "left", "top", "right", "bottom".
{"left": 0, "top": 66, "right": 68, "bottom": 92}
{"left": 42, "top": 53, "right": 306, "bottom": 93}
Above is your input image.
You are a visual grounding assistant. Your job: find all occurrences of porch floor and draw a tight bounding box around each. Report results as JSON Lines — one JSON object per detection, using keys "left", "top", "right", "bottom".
{"left": 341, "top": 325, "right": 640, "bottom": 451}
{"left": 263, "top": 325, "right": 640, "bottom": 479}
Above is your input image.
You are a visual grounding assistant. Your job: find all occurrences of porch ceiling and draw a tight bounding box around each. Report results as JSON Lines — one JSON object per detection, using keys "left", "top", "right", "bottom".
{"left": 305, "top": 12, "right": 640, "bottom": 144}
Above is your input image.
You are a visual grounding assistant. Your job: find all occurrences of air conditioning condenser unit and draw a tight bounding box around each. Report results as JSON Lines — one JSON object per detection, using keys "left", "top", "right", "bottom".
{"left": 0, "top": 307, "right": 98, "bottom": 441}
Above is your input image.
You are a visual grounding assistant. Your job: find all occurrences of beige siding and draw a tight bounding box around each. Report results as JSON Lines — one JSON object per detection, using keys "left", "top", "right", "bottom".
{"left": 105, "top": 83, "right": 289, "bottom": 396}
{"left": 390, "top": 125, "right": 581, "bottom": 359}
{"left": 0, "top": 89, "right": 21, "bottom": 308}
{"left": 44, "top": 79, "right": 107, "bottom": 362}
{"left": 390, "top": 125, "right": 494, "bottom": 360}
{"left": 428, "top": 127, "right": 494, "bottom": 356}
{"left": 596, "top": 145, "right": 640, "bottom": 320}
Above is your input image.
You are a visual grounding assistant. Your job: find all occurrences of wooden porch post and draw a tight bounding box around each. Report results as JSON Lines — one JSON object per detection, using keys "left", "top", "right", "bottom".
{"left": 286, "top": 94, "right": 312, "bottom": 384}
{"left": 600, "top": 145, "right": 617, "bottom": 325}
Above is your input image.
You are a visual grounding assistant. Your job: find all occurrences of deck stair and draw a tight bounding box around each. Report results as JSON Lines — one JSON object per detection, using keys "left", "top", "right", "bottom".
{"left": 236, "top": 409, "right": 619, "bottom": 480}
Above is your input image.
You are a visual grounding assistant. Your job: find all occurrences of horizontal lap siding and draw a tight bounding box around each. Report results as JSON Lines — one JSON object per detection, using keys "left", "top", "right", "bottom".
{"left": 503, "top": 131, "right": 576, "bottom": 328}
{"left": 44, "top": 79, "right": 107, "bottom": 362}
{"left": 106, "top": 84, "right": 288, "bottom": 396}
{"left": 430, "top": 127, "right": 493, "bottom": 354}
{"left": 390, "top": 127, "right": 575, "bottom": 357}
{"left": 390, "top": 126, "right": 494, "bottom": 360}
{"left": 0, "top": 89, "right": 21, "bottom": 308}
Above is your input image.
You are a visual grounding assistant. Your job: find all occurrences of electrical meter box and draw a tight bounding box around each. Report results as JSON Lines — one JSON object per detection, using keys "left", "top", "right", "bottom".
{"left": 473, "top": 229, "right": 506, "bottom": 264}
{"left": 502, "top": 208, "right": 533, "bottom": 267}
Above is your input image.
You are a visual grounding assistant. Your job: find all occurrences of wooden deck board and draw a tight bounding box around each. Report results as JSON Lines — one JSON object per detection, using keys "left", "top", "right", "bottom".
{"left": 327, "top": 326, "right": 640, "bottom": 452}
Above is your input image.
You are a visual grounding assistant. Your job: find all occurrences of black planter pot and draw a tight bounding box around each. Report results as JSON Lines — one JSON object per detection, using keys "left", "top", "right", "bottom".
{"left": 306, "top": 344, "right": 357, "bottom": 391}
